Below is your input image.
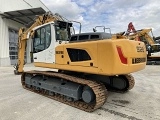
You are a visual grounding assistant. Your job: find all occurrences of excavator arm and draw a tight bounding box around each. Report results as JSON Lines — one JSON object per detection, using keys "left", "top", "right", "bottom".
{"left": 14, "top": 12, "right": 63, "bottom": 74}
{"left": 125, "top": 22, "right": 155, "bottom": 44}
{"left": 138, "top": 29, "right": 155, "bottom": 44}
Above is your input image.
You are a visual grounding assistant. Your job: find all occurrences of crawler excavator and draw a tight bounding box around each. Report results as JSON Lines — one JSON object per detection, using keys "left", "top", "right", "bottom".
{"left": 125, "top": 22, "right": 160, "bottom": 64}
{"left": 14, "top": 12, "right": 147, "bottom": 112}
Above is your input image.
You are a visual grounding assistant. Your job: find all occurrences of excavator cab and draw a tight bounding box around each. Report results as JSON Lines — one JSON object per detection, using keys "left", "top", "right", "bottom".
{"left": 14, "top": 17, "right": 73, "bottom": 74}
{"left": 32, "top": 21, "right": 72, "bottom": 64}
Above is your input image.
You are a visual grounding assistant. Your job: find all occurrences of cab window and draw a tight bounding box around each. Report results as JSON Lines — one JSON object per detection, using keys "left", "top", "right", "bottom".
{"left": 55, "top": 26, "right": 68, "bottom": 41}
{"left": 33, "top": 25, "right": 51, "bottom": 53}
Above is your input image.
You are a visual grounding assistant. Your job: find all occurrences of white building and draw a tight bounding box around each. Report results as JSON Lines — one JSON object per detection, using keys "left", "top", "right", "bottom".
{"left": 0, "top": 0, "right": 49, "bottom": 66}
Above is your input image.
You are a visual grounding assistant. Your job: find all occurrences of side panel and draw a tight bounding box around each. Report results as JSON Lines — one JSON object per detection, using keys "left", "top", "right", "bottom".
{"left": 55, "top": 41, "right": 98, "bottom": 67}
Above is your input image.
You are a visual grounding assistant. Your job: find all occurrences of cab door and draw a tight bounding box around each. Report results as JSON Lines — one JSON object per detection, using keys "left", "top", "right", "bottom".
{"left": 33, "top": 24, "right": 53, "bottom": 63}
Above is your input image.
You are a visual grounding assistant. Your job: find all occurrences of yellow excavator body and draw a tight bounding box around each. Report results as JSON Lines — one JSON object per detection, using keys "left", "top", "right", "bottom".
{"left": 34, "top": 39, "right": 146, "bottom": 75}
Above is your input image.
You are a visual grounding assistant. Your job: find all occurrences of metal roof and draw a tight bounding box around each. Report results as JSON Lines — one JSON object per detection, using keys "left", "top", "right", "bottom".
{"left": 0, "top": 7, "right": 46, "bottom": 26}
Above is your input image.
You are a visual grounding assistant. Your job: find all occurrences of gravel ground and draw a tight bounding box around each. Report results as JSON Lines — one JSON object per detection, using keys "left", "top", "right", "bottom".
{"left": 0, "top": 64, "right": 160, "bottom": 120}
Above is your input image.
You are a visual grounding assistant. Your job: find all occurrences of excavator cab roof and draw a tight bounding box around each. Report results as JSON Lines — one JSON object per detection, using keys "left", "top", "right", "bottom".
{"left": 70, "top": 32, "right": 112, "bottom": 42}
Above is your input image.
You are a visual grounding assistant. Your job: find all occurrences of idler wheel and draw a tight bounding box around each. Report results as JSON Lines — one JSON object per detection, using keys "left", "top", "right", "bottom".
{"left": 82, "top": 87, "right": 95, "bottom": 103}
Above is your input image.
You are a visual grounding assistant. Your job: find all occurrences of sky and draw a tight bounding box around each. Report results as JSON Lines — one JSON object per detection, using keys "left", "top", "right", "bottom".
{"left": 41, "top": 0, "right": 160, "bottom": 37}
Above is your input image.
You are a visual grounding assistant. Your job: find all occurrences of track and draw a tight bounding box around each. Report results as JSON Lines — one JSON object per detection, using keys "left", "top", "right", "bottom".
{"left": 21, "top": 70, "right": 107, "bottom": 112}
{"left": 21, "top": 71, "right": 135, "bottom": 112}
{"left": 125, "top": 74, "right": 135, "bottom": 91}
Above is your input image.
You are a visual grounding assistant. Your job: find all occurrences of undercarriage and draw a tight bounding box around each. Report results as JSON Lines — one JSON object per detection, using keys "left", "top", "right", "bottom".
{"left": 21, "top": 70, "right": 135, "bottom": 112}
